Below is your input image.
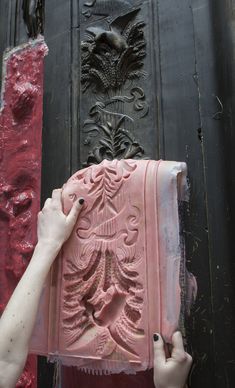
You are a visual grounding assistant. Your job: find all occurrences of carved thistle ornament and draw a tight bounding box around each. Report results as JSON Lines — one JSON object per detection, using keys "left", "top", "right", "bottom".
{"left": 81, "top": 3, "right": 148, "bottom": 166}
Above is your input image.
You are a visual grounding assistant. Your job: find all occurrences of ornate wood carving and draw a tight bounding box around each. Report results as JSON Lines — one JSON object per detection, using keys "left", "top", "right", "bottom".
{"left": 80, "top": 1, "right": 148, "bottom": 166}
{"left": 22, "top": 0, "right": 45, "bottom": 38}
{"left": 83, "top": 87, "right": 149, "bottom": 165}
{"left": 81, "top": 9, "right": 146, "bottom": 93}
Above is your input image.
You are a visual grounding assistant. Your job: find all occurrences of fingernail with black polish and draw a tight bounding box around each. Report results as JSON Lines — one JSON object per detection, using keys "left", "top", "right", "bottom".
{"left": 153, "top": 334, "right": 159, "bottom": 342}
{"left": 79, "top": 198, "right": 84, "bottom": 205}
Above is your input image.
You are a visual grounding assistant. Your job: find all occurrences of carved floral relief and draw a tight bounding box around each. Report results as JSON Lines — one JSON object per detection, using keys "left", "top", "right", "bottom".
{"left": 80, "top": 1, "right": 148, "bottom": 166}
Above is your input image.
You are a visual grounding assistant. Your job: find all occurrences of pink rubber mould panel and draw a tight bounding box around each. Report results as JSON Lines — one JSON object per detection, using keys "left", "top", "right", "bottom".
{"left": 31, "top": 159, "right": 197, "bottom": 374}
{"left": 0, "top": 39, "right": 48, "bottom": 387}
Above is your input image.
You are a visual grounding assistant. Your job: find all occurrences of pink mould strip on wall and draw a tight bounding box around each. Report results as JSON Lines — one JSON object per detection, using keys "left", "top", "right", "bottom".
{"left": 0, "top": 39, "right": 48, "bottom": 387}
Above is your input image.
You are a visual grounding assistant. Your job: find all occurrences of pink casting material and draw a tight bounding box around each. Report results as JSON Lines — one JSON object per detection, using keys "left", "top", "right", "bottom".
{"left": 0, "top": 39, "right": 48, "bottom": 386}
{"left": 31, "top": 159, "right": 197, "bottom": 374}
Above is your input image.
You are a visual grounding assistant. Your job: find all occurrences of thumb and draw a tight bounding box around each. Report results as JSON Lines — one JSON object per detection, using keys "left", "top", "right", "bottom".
{"left": 153, "top": 333, "right": 166, "bottom": 365}
{"left": 171, "top": 331, "right": 186, "bottom": 361}
{"left": 66, "top": 197, "right": 84, "bottom": 227}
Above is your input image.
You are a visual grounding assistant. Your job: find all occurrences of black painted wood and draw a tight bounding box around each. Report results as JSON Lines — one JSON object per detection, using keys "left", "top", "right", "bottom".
{"left": 157, "top": 1, "right": 215, "bottom": 386}
{"left": 39, "top": 1, "right": 73, "bottom": 382}
{"left": 37, "top": 356, "right": 54, "bottom": 388}
{"left": 1, "top": 0, "right": 235, "bottom": 387}
{"left": 41, "top": 0, "right": 72, "bottom": 200}
{"left": 71, "top": 0, "right": 81, "bottom": 173}
{"left": 204, "top": 0, "right": 235, "bottom": 385}
{"left": 0, "top": 1, "right": 11, "bottom": 89}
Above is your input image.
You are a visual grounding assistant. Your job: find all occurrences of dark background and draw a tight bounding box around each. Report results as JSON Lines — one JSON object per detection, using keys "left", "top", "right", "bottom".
{"left": 0, "top": 0, "right": 235, "bottom": 387}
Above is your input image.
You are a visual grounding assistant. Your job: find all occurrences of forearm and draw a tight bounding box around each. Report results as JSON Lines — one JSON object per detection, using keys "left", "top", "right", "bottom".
{"left": 0, "top": 189, "right": 83, "bottom": 388}
{"left": 0, "top": 241, "right": 60, "bottom": 386}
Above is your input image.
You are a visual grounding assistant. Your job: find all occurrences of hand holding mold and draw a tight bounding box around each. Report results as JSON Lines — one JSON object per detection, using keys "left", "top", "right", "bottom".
{"left": 153, "top": 332, "right": 192, "bottom": 388}
{"left": 0, "top": 189, "right": 84, "bottom": 388}
{"left": 37, "top": 188, "right": 84, "bottom": 254}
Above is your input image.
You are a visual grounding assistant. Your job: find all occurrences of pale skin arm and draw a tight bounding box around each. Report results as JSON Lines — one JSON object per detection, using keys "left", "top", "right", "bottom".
{"left": 153, "top": 332, "right": 192, "bottom": 388}
{"left": 0, "top": 189, "right": 84, "bottom": 388}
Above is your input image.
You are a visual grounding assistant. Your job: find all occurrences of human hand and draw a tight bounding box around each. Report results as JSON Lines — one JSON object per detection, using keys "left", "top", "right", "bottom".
{"left": 37, "top": 189, "right": 84, "bottom": 250}
{"left": 153, "top": 332, "right": 192, "bottom": 388}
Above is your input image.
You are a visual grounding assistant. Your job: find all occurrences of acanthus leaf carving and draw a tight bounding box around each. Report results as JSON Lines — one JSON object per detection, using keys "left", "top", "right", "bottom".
{"left": 83, "top": 87, "right": 149, "bottom": 166}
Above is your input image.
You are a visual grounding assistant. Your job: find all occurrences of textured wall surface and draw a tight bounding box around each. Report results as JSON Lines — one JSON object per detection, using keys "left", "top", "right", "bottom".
{"left": 0, "top": 39, "right": 47, "bottom": 387}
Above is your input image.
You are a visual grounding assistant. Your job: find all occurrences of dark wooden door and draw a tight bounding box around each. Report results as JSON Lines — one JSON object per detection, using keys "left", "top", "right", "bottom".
{"left": 0, "top": 1, "right": 235, "bottom": 387}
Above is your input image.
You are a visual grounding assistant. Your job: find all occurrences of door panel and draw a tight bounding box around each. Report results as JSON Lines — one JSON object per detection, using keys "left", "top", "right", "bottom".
{"left": 0, "top": 1, "right": 234, "bottom": 387}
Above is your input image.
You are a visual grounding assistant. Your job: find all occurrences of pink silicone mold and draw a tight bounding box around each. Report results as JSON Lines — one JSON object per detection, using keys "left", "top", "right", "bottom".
{"left": 30, "top": 159, "right": 197, "bottom": 374}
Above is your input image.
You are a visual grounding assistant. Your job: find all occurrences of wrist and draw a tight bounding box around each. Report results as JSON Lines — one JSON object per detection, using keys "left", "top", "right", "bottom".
{"left": 35, "top": 239, "right": 62, "bottom": 257}
{"left": 157, "top": 386, "right": 183, "bottom": 388}
{"left": 25, "top": 240, "right": 61, "bottom": 276}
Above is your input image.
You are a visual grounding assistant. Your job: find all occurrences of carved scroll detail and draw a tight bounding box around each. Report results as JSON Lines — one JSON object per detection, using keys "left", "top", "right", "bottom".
{"left": 62, "top": 160, "right": 144, "bottom": 357}
{"left": 83, "top": 90, "right": 149, "bottom": 165}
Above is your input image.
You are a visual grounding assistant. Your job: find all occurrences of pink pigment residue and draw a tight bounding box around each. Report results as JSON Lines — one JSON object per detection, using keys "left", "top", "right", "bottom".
{"left": 0, "top": 40, "right": 48, "bottom": 387}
